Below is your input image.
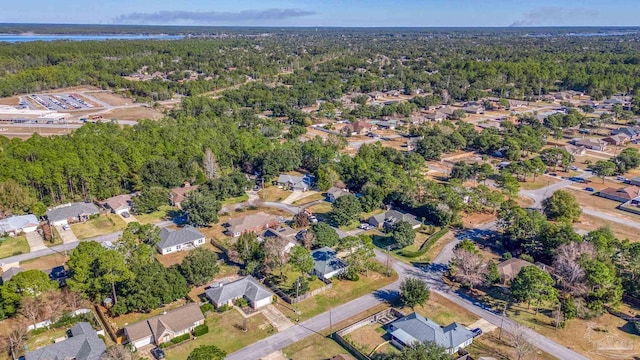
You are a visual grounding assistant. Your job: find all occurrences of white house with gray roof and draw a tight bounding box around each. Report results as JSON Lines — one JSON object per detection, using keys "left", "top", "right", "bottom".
{"left": 277, "top": 174, "right": 310, "bottom": 191}
{"left": 204, "top": 276, "right": 273, "bottom": 309}
{"left": 46, "top": 202, "right": 99, "bottom": 226}
{"left": 24, "top": 322, "right": 106, "bottom": 360}
{"left": 156, "top": 225, "right": 205, "bottom": 255}
{"left": 0, "top": 214, "right": 39, "bottom": 235}
{"left": 387, "top": 312, "right": 474, "bottom": 354}
{"left": 367, "top": 209, "right": 421, "bottom": 230}
{"left": 311, "top": 247, "right": 348, "bottom": 280}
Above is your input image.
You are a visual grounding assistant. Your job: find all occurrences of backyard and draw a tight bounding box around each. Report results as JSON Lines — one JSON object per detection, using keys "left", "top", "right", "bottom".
{"left": 165, "top": 309, "right": 275, "bottom": 359}
{"left": 70, "top": 214, "right": 126, "bottom": 239}
{"left": 0, "top": 236, "right": 29, "bottom": 259}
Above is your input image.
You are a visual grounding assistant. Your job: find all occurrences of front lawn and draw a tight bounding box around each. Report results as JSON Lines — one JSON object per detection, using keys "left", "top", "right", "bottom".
{"left": 0, "top": 236, "right": 30, "bottom": 259}
{"left": 258, "top": 186, "right": 290, "bottom": 202}
{"left": 222, "top": 194, "right": 249, "bottom": 205}
{"left": 135, "top": 205, "right": 176, "bottom": 224}
{"left": 277, "top": 267, "right": 398, "bottom": 322}
{"left": 70, "top": 214, "right": 126, "bottom": 239}
{"left": 165, "top": 309, "right": 275, "bottom": 360}
{"left": 283, "top": 334, "right": 355, "bottom": 360}
{"left": 269, "top": 264, "right": 326, "bottom": 297}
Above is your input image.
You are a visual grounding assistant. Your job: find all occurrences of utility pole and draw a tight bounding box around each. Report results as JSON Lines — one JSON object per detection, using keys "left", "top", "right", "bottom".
{"left": 329, "top": 308, "right": 333, "bottom": 338}
{"left": 385, "top": 245, "right": 391, "bottom": 277}
{"left": 295, "top": 278, "right": 300, "bottom": 323}
{"left": 499, "top": 303, "right": 506, "bottom": 340}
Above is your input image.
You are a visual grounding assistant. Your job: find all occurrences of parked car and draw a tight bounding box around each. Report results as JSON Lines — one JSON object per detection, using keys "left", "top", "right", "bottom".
{"left": 151, "top": 348, "right": 165, "bottom": 360}
{"left": 617, "top": 176, "right": 629, "bottom": 181}
{"left": 569, "top": 166, "right": 578, "bottom": 171}
{"left": 548, "top": 173, "right": 557, "bottom": 177}
{"left": 569, "top": 177, "right": 586, "bottom": 183}
{"left": 471, "top": 327, "right": 483, "bottom": 338}
{"left": 585, "top": 187, "right": 595, "bottom": 192}
{"left": 121, "top": 212, "right": 131, "bottom": 218}
{"left": 62, "top": 224, "right": 71, "bottom": 231}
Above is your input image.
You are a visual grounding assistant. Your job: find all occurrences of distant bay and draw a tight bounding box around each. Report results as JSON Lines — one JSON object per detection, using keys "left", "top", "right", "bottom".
{"left": 0, "top": 34, "right": 184, "bottom": 43}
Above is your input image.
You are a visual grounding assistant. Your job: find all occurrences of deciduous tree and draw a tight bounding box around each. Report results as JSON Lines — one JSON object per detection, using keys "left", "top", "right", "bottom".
{"left": 400, "top": 277, "right": 430, "bottom": 310}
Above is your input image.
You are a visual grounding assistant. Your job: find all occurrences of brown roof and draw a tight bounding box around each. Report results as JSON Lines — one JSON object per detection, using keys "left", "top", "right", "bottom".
{"left": 497, "top": 258, "right": 533, "bottom": 282}
{"left": 227, "top": 212, "right": 279, "bottom": 234}
{"left": 124, "top": 303, "right": 204, "bottom": 342}
{"left": 599, "top": 186, "right": 640, "bottom": 201}
{"left": 104, "top": 194, "right": 132, "bottom": 211}
{"left": 171, "top": 184, "right": 199, "bottom": 204}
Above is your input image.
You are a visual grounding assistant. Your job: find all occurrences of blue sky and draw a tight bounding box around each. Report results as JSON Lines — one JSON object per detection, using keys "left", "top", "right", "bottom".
{"left": 1, "top": 0, "right": 638, "bottom": 27}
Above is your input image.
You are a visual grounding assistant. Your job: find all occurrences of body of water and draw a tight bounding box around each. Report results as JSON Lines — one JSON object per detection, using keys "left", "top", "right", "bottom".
{"left": 0, "top": 34, "right": 184, "bottom": 43}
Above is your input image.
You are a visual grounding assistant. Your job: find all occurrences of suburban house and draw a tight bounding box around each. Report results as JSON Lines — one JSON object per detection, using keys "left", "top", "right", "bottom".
{"left": 124, "top": 303, "right": 204, "bottom": 350}
{"left": 462, "top": 105, "right": 484, "bottom": 114}
{"left": 367, "top": 209, "right": 422, "bottom": 230}
{"left": 170, "top": 183, "right": 199, "bottom": 208}
{"left": 46, "top": 202, "right": 100, "bottom": 226}
{"left": 497, "top": 258, "right": 534, "bottom": 284}
{"left": 562, "top": 144, "right": 587, "bottom": 157}
{"left": 226, "top": 212, "right": 280, "bottom": 237}
{"left": 349, "top": 120, "right": 377, "bottom": 135}
{"left": 311, "top": 247, "right": 348, "bottom": 280}
{"left": 277, "top": 174, "right": 311, "bottom": 191}
{"left": 611, "top": 126, "right": 640, "bottom": 140}
{"left": 507, "top": 99, "right": 528, "bottom": 109}
{"left": 603, "top": 134, "right": 630, "bottom": 146}
{"left": 0, "top": 214, "right": 39, "bottom": 235}
{"left": 156, "top": 225, "right": 206, "bottom": 255}
{"left": 204, "top": 276, "right": 273, "bottom": 309}
{"left": 1, "top": 266, "right": 24, "bottom": 283}
{"left": 24, "top": 322, "right": 106, "bottom": 360}
{"left": 425, "top": 111, "right": 447, "bottom": 122}
{"left": 376, "top": 120, "right": 397, "bottom": 129}
{"left": 571, "top": 138, "right": 608, "bottom": 151}
{"left": 326, "top": 187, "right": 350, "bottom": 203}
{"left": 102, "top": 194, "right": 133, "bottom": 215}
{"left": 387, "top": 312, "right": 474, "bottom": 354}
{"left": 260, "top": 226, "right": 298, "bottom": 253}
{"left": 597, "top": 186, "right": 640, "bottom": 203}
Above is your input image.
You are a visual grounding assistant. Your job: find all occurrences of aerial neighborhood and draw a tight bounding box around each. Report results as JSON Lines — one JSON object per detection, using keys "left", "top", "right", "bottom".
{"left": 0, "top": 24, "right": 639, "bottom": 360}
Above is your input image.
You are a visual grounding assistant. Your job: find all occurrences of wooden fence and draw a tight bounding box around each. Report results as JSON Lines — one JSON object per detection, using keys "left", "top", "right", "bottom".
{"left": 333, "top": 308, "right": 404, "bottom": 360}
{"left": 264, "top": 277, "right": 333, "bottom": 304}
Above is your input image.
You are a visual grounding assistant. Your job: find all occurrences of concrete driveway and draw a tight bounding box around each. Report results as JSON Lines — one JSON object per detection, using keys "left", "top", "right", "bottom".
{"left": 55, "top": 225, "right": 79, "bottom": 244}
{"left": 261, "top": 305, "right": 294, "bottom": 332}
{"left": 119, "top": 212, "right": 138, "bottom": 224}
{"left": 282, "top": 190, "right": 318, "bottom": 205}
{"left": 25, "top": 232, "right": 47, "bottom": 251}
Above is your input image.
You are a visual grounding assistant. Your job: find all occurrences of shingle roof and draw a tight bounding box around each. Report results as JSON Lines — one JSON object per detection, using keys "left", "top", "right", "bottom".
{"left": 227, "top": 212, "right": 279, "bottom": 234}
{"left": 311, "top": 247, "right": 348, "bottom": 276}
{"left": 369, "top": 210, "right": 421, "bottom": 227}
{"left": 24, "top": 322, "right": 106, "bottom": 360}
{"left": 46, "top": 203, "right": 99, "bottom": 223}
{"left": 157, "top": 225, "right": 205, "bottom": 250}
{"left": 204, "top": 276, "right": 273, "bottom": 306}
{"left": 388, "top": 312, "right": 473, "bottom": 350}
{"left": 497, "top": 258, "right": 534, "bottom": 281}
{"left": 124, "top": 303, "right": 204, "bottom": 343}
{"left": 0, "top": 214, "right": 38, "bottom": 233}
{"left": 1, "top": 267, "right": 25, "bottom": 283}
{"left": 327, "top": 187, "right": 350, "bottom": 200}
{"left": 103, "top": 194, "right": 132, "bottom": 212}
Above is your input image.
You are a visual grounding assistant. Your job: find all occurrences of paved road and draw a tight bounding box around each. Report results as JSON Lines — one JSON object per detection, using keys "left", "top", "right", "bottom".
{"left": 582, "top": 208, "right": 640, "bottom": 230}
{"left": 519, "top": 171, "right": 593, "bottom": 209}
{"left": 227, "top": 229, "right": 587, "bottom": 360}
{"left": 0, "top": 220, "right": 173, "bottom": 266}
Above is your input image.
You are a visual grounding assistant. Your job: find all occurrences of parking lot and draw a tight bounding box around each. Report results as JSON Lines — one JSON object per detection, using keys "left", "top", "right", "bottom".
{"left": 29, "top": 93, "right": 98, "bottom": 111}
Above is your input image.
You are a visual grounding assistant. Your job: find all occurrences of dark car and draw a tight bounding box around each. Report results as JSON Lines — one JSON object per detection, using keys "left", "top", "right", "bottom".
{"left": 121, "top": 212, "right": 131, "bottom": 218}
{"left": 49, "top": 266, "right": 67, "bottom": 280}
{"left": 569, "top": 177, "right": 587, "bottom": 183}
{"left": 548, "top": 173, "right": 557, "bottom": 177}
{"left": 151, "top": 348, "right": 165, "bottom": 360}
{"left": 471, "top": 327, "right": 483, "bottom": 338}
{"left": 585, "top": 187, "right": 595, "bottom": 192}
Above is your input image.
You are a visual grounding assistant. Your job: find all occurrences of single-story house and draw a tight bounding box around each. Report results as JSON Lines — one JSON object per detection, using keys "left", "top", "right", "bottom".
{"left": 24, "top": 322, "right": 106, "bottom": 360}
{"left": 311, "top": 247, "right": 348, "bottom": 280}
{"left": 226, "top": 212, "right": 280, "bottom": 237}
{"left": 350, "top": 120, "right": 377, "bottom": 135}
{"left": 124, "top": 303, "right": 204, "bottom": 350}
{"left": 571, "top": 138, "right": 608, "bottom": 151}
{"left": 170, "top": 183, "right": 199, "bottom": 208}
{"left": 611, "top": 126, "right": 640, "bottom": 140}
{"left": 425, "top": 111, "right": 447, "bottom": 122}
{"left": 157, "top": 225, "right": 206, "bottom": 255}
{"left": 375, "top": 120, "right": 397, "bottom": 129}
{"left": 367, "top": 209, "right": 422, "bottom": 230}
{"left": 387, "top": 312, "right": 474, "bottom": 354}
{"left": 204, "top": 276, "right": 273, "bottom": 309}
{"left": 103, "top": 194, "right": 133, "bottom": 215}
{"left": 562, "top": 144, "right": 587, "bottom": 157}
{"left": 507, "top": 99, "right": 528, "bottom": 109}
{"left": 46, "top": 202, "right": 100, "bottom": 226}
{"left": 437, "top": 106, "right": 455, "bottom": 116}
{"left": 462, "top": 105, "right": 484, "bottom": 114}
{"left": 598, "top": 186, "right": 640, "bottom": 203}
{"left": 277, "top": 174, "right": 310, "bottom": 192}
{"left": 1, "top": 266, "right": 25, "bottom": 283}
{"left": 497, "top": 258, "right": 534, "bottom": 284}
{"left": 603, "top": 134, "right": 630, "bottom": 146}
{"left": 0, "top": 214, "right": 39, "bottom": 235}
{"left": 326, "top": 187, "right": 350, "bottom": 203}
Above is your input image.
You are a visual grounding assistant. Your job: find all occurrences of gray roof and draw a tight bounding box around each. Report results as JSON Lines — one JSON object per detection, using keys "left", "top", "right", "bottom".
{"left": 1, "top": 267, "right": 25, "bottom": 283}
{"left": 125, "top": 303, "right": 204, "bottom": 343}
{"left": 311, "top": 247, "right": 348, "bottom": 276}
{"left": 204, "top": 276, "right": 273, "bottom": 306}
{"left": 277, "top": 174, "right": 308, "bottom": 190}
{"left": 327, "top": 187, "right": 350, "bottom": 199}
{"left": 0, "top": 214, "right": 39, "bottom": 234}
{"left": 368, "top": 210, "right": 421, "bottom": 227}
{"left": 46, "top": 202, "right": 99, "bottom": 223}
{"left": 388, "top": 312, "right": 473, "bottom": 350}
{"left": 157, "top": 225, "right": 205, "bottom": 250}
{"left": 24, "top": 322, "right": 106, "bottom": 360}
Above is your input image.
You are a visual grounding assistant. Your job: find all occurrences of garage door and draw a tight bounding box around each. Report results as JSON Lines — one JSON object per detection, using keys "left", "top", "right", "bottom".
{"left": 133, "top": 336, "right": 153, "bottom": 349}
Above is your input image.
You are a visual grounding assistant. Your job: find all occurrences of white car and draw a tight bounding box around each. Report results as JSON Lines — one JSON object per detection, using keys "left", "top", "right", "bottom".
{"left": 62, "top": 225, "right": 71, "bottom": 231}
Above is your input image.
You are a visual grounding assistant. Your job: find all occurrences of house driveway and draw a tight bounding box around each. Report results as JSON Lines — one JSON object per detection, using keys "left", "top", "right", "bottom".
{"left": 55, "top": 226, "right": 79, "bottom": 244}
{"left": 261, "top": 305, "right": 294, "bottom": 332}
{"left": 25, "top": 232, "right": 47, "bottom": 251}
{"left": 119, "top": 213, "right": 138, "bottom": 224}
{"left": 282, "top": 190, "right": 318, "bottom": 205}
{"left": 261, "top": 351, "right": 288, "bottom": 360}
{"left": 467, "top": 318, "right": 497, "bottom": 334}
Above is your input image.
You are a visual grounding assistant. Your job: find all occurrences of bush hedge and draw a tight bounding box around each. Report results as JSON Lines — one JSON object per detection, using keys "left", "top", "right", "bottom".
{"left": 399, "top": 228, "right": 449, "bottom": 258}
{"left": 200, "top": 303, "right": 214, "bottom": 314}
{"left": 193, "top": 324, "right": 209, "bottom": 337}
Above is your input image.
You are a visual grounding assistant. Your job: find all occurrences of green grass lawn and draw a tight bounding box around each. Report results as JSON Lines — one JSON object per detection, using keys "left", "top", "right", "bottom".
{"left": 0, "top": 236, "right": 30, "bottom": 259}
{"left": 135, "top": 205, "right": 176, "bottom": 224}
{"left": 222, "top": 193, "right": 249, "bottom": 205}
{"left": 165, "top": 310, "right": 275, "bottom": 360}
{"left": 25, "top": 327, "right": 68, "bottom": 353}
{"left": 70, "top": 214, "right": 126, "bottom": 239}
{"left": 271, "top": 264, "right": 326, "bottom": 296}
{"left": 292, "top": 192, "right": 325, "bottom": 206}
{"left": 283, "top": 333, "right": 354, "bottom": 360}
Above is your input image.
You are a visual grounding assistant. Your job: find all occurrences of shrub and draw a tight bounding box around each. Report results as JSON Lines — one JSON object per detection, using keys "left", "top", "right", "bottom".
{"left": 217, "top": 304, "right": 231, "bottom": 312}
{"left": 193, "top": 324, "right": 209, "bottom": 337}
{"left": 503, "top": 252, "right": 512, "bottom": 259}
{"left": 171, "top": 333, "right": 191, "bottom": 344}
{"left": 519, "top": 253, "right": 534, "bottom": 262}
{"left": 200, "top": 303, "right": 214, "bottom": 314}
{"left": 235, "top": 298, "right": 249, "bottom": 308}
{"left": 399, "top": 228, "right": 449, "bottom": 258}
